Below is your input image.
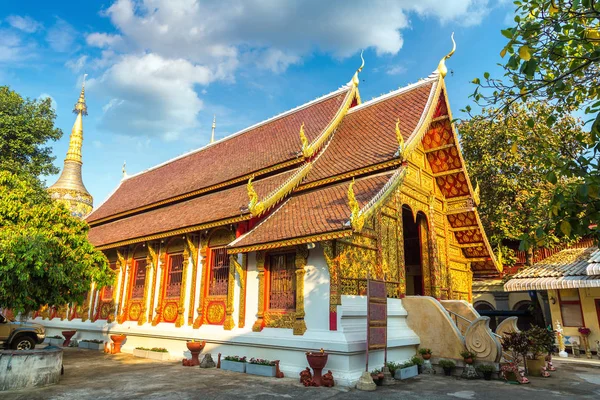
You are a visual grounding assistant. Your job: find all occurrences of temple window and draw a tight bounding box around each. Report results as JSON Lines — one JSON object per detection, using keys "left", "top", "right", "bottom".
{"left": 131, "top": 258, "right": 147, "bottom": 299}
{"left": 558, "top": 289, "right": 584, "bottom": 327}
{"left": 166, "top": 253, "right": 184, "bottom": 298}
{"left": 267, "top": 253, "right": 296, "bottom": 311}
{"left": 208, "top": 247, "right": 229, "bottom": 296}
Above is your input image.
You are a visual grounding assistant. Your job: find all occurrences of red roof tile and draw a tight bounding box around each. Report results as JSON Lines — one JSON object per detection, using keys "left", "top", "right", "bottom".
{"left": 88, "top": 169, "right": 297, "bottom": 247}
{"left": 305, "top": 80, "right": 435, "bottom": 184}
{"left": 230, "top": 173, "right": 392, "bottom": 249}
{"left": 87, "top": 87, "right": 351, "bottom": 222}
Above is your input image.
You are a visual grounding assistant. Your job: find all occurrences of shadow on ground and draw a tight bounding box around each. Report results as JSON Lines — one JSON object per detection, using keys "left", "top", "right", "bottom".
{"left": 3, "top": 348, "right": 600, "bottom": 399}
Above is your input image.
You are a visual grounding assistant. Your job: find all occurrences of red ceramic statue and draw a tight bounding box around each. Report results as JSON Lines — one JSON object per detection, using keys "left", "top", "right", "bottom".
{"left": 321, "top": 370, "right": 335, "bottom": 387}
{"left": 299, "top": 367, "right": 312, "bottom": 385}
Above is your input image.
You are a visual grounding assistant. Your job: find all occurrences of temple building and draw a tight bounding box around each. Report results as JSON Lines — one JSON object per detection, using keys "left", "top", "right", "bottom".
{"left": 36, "top": 40, "right": 504, "bottom": 384}
{"left": 47, "top": 78, "right": 93, "bottom": 218}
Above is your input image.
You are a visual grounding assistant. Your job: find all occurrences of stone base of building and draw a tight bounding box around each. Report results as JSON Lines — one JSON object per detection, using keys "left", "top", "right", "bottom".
{"left": 34, "top": 297, "right": 419, "bottom": 386}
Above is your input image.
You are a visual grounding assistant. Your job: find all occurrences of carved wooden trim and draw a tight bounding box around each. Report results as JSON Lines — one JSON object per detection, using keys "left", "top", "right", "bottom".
{"left": 224, "top": 254, "right": 237, "bottom": 330}
{"left": 293, "top": 245, "right": 309, "bottom": 335}
{"left": 185, "top": 235, "right": 199, "bottom": 326}
{"left": 193, "top": 234, "right": 208, "bottom": 328}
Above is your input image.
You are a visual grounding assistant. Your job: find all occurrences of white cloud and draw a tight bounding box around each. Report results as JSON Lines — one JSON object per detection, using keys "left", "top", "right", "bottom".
{"left": 84, "top": 0, "right": 491, "bottom": 138}
{"left": 46, "top": 18, "right": 77, "bottom": 52}
{"left": 6, "top": 15, "right": 42, "bottom": 33}
{"left": 66, "top": 55, "right": 88, "bottom": 72}
{"left": 86, "top": 33, "right": 123, "bottom": 48}
{"left": 386, "top": 65, "right": 407, "bottom": 76}
{"left": 0, "top": 30, "right": 36, "bottom": 62}
{"left": 90, "top": 53, "right": 213, "bottom": 139}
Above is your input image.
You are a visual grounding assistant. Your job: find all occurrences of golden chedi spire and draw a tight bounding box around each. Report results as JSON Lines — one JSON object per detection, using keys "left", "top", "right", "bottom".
{"left": 47, "top": 75, "right": 93, "bottom": 218}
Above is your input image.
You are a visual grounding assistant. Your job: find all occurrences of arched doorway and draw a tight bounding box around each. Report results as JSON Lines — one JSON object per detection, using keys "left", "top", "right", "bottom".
{"left": 474, "top": 301, "right": 497, "bottom": 331}
{"left": 513, "top": 300, "right": 536, "bottom": 331}
{"left": 403, "top": 206, "right": 423, "bottom": 295}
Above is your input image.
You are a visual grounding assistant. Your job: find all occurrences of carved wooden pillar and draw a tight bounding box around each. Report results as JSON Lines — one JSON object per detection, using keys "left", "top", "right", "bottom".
{"left": 115, "top": 249, "right": 127, "bottom": 323}
{"left": 152, "top": 250, "right": 168, "bottom": 326}
{"left": 293, "top": 245, "right": 309, "bottom": 335}
{"left": 193, "top": 235, "right": 208, "bottom": 328}
{"left": 175, "top": 246, "right": 190, "bottom": 327}
{"left": 224, "top": 254, "right": 237, "bottom": 330}
{"left": 427, "top": 195, "right": 442, "bottom": 299}
{"left": 186, "top": 235, "right": 199, "bottom": 326}
{"left": 252, "top": 251, "right": 266, "bottom": 332}
{"left": 238, "top": 253, "right": 248, "bottom": 328}
{"left": 118, "top": 252, "right": 134, "bottom": 324}
{"left": 396, "top": 191, "right": 406, "bottom": 297}
{"left": 323, "top": 241, "right": 340, "bottom": 330}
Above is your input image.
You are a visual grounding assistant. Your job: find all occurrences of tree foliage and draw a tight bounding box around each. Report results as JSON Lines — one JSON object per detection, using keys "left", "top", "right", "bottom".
{"left": 0, "top": 171, "right": 114, "bottom": 314}
{"left": 469, "top": 0, "right": 600, "bottom": 244}
{"left": 0, "top": 86, "right": 63, "bottom": 178}
{"left": 458, "top": 102, "right": 587, "bottom": 253}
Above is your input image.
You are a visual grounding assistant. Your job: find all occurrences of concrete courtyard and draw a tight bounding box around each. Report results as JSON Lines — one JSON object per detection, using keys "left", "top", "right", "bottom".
{"left": 3, "top": 348, "right": 600, "bottom": 399}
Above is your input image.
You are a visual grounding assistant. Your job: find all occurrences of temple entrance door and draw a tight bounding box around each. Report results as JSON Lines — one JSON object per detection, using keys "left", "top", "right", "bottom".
{"left": 402, "top": 206, "right": 423, "bottom": 295}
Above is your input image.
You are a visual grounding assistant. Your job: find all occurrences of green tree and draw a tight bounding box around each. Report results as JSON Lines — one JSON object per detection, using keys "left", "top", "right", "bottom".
{"left": 470, "top": 0, "right": 600, "bottom": 244}
{"left": 0, "top": 86, "right": 62, "bottom": 178}
{"left": 0, "top": 171, "right": 114, "bottom": 314}
{"left": 459, "top": 102, "right": 587, "bottom": 262}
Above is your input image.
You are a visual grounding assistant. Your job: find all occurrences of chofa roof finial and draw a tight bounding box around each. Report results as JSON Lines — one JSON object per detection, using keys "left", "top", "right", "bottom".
{"left": 351, "top": 50, "right": 365, "bottom": 86}
{"left": 437, "top": 32, "right": 456, "bottom": 78}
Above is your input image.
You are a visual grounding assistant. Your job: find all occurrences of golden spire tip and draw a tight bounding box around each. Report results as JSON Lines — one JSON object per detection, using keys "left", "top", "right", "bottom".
{"left": 352, "top": 50, "right": 365, "bottom": 86}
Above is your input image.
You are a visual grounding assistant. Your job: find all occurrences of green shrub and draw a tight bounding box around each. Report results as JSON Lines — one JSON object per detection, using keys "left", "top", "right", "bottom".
{"left": 411, "top": 356, "right": 424, "bottom": 366}
{"left": 460, "top": 350, "right": 477, "bottom": 359}
{"left": 438, "top": 359, "right": 456, "bottom": 369}
{"left": 418, "top": 348, "right": 432, "bottom": 355}
{"left": 476, "top": 364, "right": 495, "bottom": 373}
{"left": 385, "top": 361, "right": 401, "bottom": 375}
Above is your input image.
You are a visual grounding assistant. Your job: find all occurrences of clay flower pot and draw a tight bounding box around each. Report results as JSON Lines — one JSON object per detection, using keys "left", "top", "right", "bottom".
{"left": 423, "top": 353, "right": 431, "bottom": 360}
{"left": 62, "top": 330, "right": 77, "bottom": 347}
{"left": 110, "top": 334, "right": 127, "bottom": 354}
{"left": 185, "top": 340, "right": 206, "bottom": 367}
{"left": 464, "top": 357, "right": 474, "bottom": 365}
{"left": 306, "top": 350, "right": 329, "bottom": 386}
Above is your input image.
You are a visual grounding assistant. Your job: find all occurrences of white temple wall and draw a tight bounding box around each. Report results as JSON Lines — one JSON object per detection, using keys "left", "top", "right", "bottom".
{"left": 35, "top": 245, "right": 420, "bottom": 386}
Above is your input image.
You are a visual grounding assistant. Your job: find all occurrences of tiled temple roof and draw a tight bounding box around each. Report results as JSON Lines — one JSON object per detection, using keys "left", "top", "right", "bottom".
{"left": 87, "top": 86, "right": 352, "bottom": 224}
{"left": 88, "top": 168, "right": 297, "bottom": 248}
{"left": 504, "top": 247, "right": 600, "bottom": 291}
{"left": 305, "top": 80, "right": 435, "bottom": 184}
{"left": 229, "top": 173, "right": 392, "bottom": 252}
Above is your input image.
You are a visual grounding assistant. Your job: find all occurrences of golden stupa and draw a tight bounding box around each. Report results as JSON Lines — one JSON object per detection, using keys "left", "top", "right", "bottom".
{"left": 47, "top": 77, "right": 93, "bottom": 218}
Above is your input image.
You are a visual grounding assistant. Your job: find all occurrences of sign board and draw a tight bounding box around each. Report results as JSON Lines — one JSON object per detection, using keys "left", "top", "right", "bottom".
{"left": 367, "top": 279, "right": 387, "bottom": 351}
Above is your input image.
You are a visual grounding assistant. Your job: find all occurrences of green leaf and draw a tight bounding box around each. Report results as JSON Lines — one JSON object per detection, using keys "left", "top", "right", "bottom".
{"left": 501, "top": 28, "right": 515, "bottom": 39}
{"left": 484, "top": 72, "right": 490, "bottom": 79}
{"left": 527, "top": 118, "right": 534, "bottom": 128}
{"left": 560, "top": 220, "right": 572, "bottom": 237}
{"left": 547, "top": 171, "right": 557, "bottom": 184}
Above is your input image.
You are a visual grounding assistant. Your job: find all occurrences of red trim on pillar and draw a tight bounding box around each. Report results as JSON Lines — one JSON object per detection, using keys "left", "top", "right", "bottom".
{"left": 329, "top": 311, "right": 337, "bottom": 331}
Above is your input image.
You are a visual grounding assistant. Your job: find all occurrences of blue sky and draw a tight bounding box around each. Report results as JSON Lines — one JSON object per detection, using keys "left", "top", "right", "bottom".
{"left": 1, "top": 0, "right": 516, "bottom": 206}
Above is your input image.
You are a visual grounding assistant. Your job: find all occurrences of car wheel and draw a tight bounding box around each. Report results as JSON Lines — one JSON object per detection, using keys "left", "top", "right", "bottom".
{"left": 11, "top": 336, "right": 35, "bottom": 350}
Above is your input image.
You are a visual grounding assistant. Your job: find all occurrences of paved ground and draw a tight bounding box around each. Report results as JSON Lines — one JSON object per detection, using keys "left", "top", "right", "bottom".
{"left": 4, "top": 348, "right": 600, "bottom": 399}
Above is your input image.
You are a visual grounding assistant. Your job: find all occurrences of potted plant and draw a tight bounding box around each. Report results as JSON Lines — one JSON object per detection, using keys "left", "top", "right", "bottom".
{"left": 418, "top": 348, "right": 432, "bottom": 360}
{"left": 385, "top": 361, "right": 400, "bottom": 377}
{"left": 110, "top": 334, "right": 127, "bottom": 354}
{"left": 221, "top": 355, "right": 247, "bottom": 373}
{"left": 477, "top": 364, "right": 495, "bottom": 381}
{"left": 246, "top": 358, "right": 277, "bottom": 377}
{"left": 370, "top": 368, "right": 384, "bottom": 386}
{"left": 394, "top": 360, "right": 418, "bottom": 380}
{"left": 306, "top": 349, "right": 328, "bottom": 386}
{"left": 45, "top": 335, "right": 64, "bottom": 346}
{"left": 439, "top": 359, "right": 455, "bottom": 376}
{"left": 460, "top": 350, "right": 477, "bottom": 365}
{"left": 133, "top": 346, "right": 150, "bottom": 358}
{"left": 80, "top": 339, "right": 104, "bottom": 351}
{"left": 501, "top": 331, "right": 530, "bottom": 375}
{"left": 147, "top": 347, "right": 170, "bottom": 361}
{"left": 411, "top": 356, "right": 424, "bottom": 374}
{"left": 185, "top": 340, "right": 206, "bottom": 366}
{"left": 578, "top": 327, "right": 592, "bottom": 358}
{"left": 524, "top": 326, "right": 554, "bottom": 377}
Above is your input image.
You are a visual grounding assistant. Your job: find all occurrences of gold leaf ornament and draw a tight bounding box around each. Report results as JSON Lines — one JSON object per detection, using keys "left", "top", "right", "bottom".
{"left": 347, "top": 179, "right": 365, "bottom": 232}
{"left": 395, "top": 118, "right": 405, "bottom": 158}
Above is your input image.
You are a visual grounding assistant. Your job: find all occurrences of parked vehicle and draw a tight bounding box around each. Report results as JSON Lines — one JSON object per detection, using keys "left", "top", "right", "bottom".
{"left": 0, "top": 312, "right": 46, "bottom": 350}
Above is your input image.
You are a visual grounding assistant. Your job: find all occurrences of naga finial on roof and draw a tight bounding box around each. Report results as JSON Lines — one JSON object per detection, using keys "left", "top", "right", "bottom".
{"left": 247, "top": 177, "right": 264, "bottom": 216}
{"left": 351, "top": 50, "right": 365, "bottom": 86}
{"left": 299, "top": 123, "right": 310, "bottom": 157}
{"left": 437, "top": 32, "right": 456, "bottom": 78}
{"left": 395, "top": 118, "right": 405, "bottom": 159}
{"left": 348, "top": 178, "right": 365, "bottom": 232}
